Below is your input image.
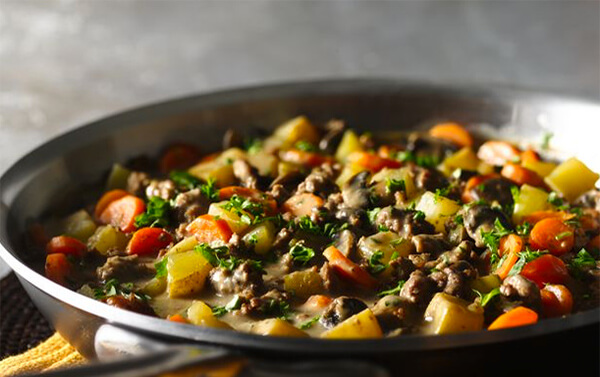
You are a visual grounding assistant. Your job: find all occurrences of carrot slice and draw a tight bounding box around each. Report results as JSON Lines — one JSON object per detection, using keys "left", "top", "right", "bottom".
{"left": 279, "top": 149, "right": 334, "bottom": 167}
{"left": 127, "top": 227, "right": 173, "bottom": 256}
{"left": 186, "top": 214, "right": 233, "bottom": 244}
{"left": 494, "top": 234, "right": 523, "bottom": 280}
{"left": 303, "top": 295, "right": 333, "bottom": 310}
{"left": 95, "top": 189, "right": 129, "bottom": 218}
{"left": 99, "top": 195, "right": 146, "bottom": 233}
{"left": 282, "top": 193, "right": 324, "bottom": 218}
{"left": 46, "top": 235, "right": 87, "bottom": 257}
{"left": 520, "top": 149, "right": 540, "bottom": 164}
{"left": 520, "top": 254, "right": 569, "bottom": 288}
{"left": 429, "top": 122, "right": 473, "bottom": 148}
{"left": 488, "top": 306, "right": 538, "bottom": 330}
{"left": 159, "top": 143, "right": 201, "bottom": 173}
{"left": 377, "top": 145, "right": 399, "bottom": 159}
{"left": 167, "top": 314, "right": 189, "bottom": 324}
{"left": 529, "top": 218, "right": 574, "bottom": 255}
{"left": 45, "top": 253, "right": 71, "bottom": 286}
{"left": 522, "top": 210, "right": 575, "bottom": 225}
{"left": 477, "top": 141, "right": 521, "bottom": 166}
{"left": 347, "top": 151, "right": 401, "bottom": 172}
{"left": 218, "top": 186, "right": 277, "bottom": 214}
{"left": 541, "top": 284, "right": 573, "bottom": 318}
{"left": 323, "top": 245, "right": 378, "bottom": 289}
{"left": 501, "top": 163, "right": 545, "bottom": 187}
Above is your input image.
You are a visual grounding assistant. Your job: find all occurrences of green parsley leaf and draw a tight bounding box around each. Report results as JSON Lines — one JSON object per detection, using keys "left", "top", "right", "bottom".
{"left": 134, "top": 196, "right": 171, "bottom": 228}
{"left": 154, "top": 258, "right": 168, "bottom": 279}
{"left": 377, "top": 280, "right": 406, "bottom": 297}
{"left": 569, "top": 248, "right": 597, "bottom": 277}
{"left": 289, "top": 242, "right": 315, "bottom": 265}
{"left": 244, "top": 138, "right": 263, "bottom": 154}
{"left": 368, "top": 250, "right": 387, "bottom": 274}
{"left": 412, "top": 210, "right": 426, "bottom": 222}
{"left": 200, "top": 178, "right": 219, "bottom": 202}
{"left": 213, "top": 295, "right": 243, "bottom": 317}
{"left": 260, "top": 299, "right": 291, "bottom": 320}
{"left": 516, "top": 221, "right": 533, "bottom": 236}
{"left": 473, "top": 287, "right": 501, "bottom": 307}
{"left": 170, "top": 170, "right": 203, "bottom": 191}
{"left": 299, "top": 315, "right": 321, "bottom": 330}
{"left": 480, "top": 218, "right": 512, "bottom": 257}
{"left": 93, "top": 278, "right": 149, "bottom": 302}
{"left": 555, "top": 231, "right": 573, "bottom": 241}
{"left": 385, "top": 178, "right": 406, "bottom": 194}
{"left": 541, "top": 132, "right": 553, "bottom": 150}
{"left": 295, "top": 141, "right": 318, "bottom": 152}
{"left": 294, "top": 216, "right": 348, "bottom": 238}
{"left": 508, "top": 250, "right": 548, "bottom": 276}
{"left": 367, "top": 207, "right": 382, "bottom": 225}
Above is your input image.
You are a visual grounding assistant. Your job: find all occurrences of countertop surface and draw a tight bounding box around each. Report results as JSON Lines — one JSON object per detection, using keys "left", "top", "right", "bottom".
{"left": 1, "top": 0, "right": 599, "bottom": 277}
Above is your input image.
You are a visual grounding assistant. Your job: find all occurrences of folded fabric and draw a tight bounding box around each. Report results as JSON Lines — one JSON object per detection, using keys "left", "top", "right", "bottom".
{"left": 0, "top": 333, "right": 85, "bottom": 376}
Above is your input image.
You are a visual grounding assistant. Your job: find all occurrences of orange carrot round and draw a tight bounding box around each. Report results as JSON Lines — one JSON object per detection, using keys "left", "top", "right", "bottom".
{"left": 45, "top": 253, "right": 71, "bottom": 286}
{"left": 461, "top": 174, "right": 499, "bottom": 203}
{"left": 167, "top": 314, "right": 190, "bottom": 324}
{"left": 159, "top": 143, "right": 201, "bottom": 173}
{"left": 477, "top": 141, "right": 521, "bottom": 166}
{"left": 541, "top": 284, "right": 573, "bottom": 318}
{"left": 46, "top": 235, "right": 87, "bottom": 257}
{"left": 488, "top": 306, "right": 538, "bottom": 330}
{"left": 282, "top": 193, "right": 324, "bottom": 218}
{"left": 529, "top": 218, "right": 574, "bottom": 255}
{"left": 429, "top": 122, "right": 473, "bottom": 148}
{"left": 127, "top": 227, "right": 173, "bottom": 256}
{"left": 520, "top": 254, "right": 569, "bottom": 288}
{"left": 501, "top": 163, "right": 545, "bottom": 187}
{"left": 99, "top": 195, "right": 146, "bottom": 233}
{"left": 186, "top": 214, "right": 233, "bottom": 244}
{"left": 323, "top": 245, "right": 378, "bottom": 289}
{"left": 347, "top": 151, "right": 401, "bottom": 172}
{"left": 95, "top": 189, "right": 129, "bottom": 218}
{"left": 279, "top": 149, "right": 334, "bottom": 168}
{"left": 522, "top": 210, "right": 575, "bottom": 225}
{"left": 303, "top": 295, "right": 333, "bottom": 310}
{"left": 520, "top": 149, "right": 540, "bottom": 164}
{"left": 494, "top": 234, "right": 523, "bottom": 280}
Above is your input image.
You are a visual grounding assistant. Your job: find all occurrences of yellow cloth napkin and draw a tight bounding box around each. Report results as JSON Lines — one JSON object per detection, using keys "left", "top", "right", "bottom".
{"left": 0, "top": 333, "right": 86, "bottom": 376}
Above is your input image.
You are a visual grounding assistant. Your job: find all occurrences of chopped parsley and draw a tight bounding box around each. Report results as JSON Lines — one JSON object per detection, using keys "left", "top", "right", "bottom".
{"left": 170, "top": 170, "right": 203, "bottom": 191}
{"left": 200, "top": 178, "right": 219, "bottom": 202}
{"left": 244, "top": 138, "right": 263, "bottom": 154}
{"left": 289, "top": 242, "right": 315, "bottom": 265}
{"left": 541, "top": 132, "right": 553, "bottom": 150}
{"left": 93, "top": 279, "right": 149, "bottom": 301}
{"left": 434, "top": 186, "right": 451, "bottom": 203}
{"left": 395, "top": 151, "right": 440, "bottom": 168}
{"left": 261, "top": 299, "right": 291, "bottom": 320}
{"left": 195, "top": 243, "right": 263, "bottom": 272}
{"left": 555, "top": 231, "right": 573, "bottom": 241}
{"left": 221, "top": 194, "right": 265, "bottom": 224}
{"left": 154, "top": 258, "right": 168, "bottom": 279}
{"left": 377, "top": 280, "right": 405, "bottom": 297}
{"left": 473, "top": 287, "right": 501, "bottom": 307}
{"left": 385, "top": 178, "right": 406, "bottom": 194}
{"left": 295, "top": 141, "right": 318, "bottom": 152}
{"left": 508, "top": 250, "right": 548, "bottom": 276}
{"left": 548, "top": 191, "right": 568, "bottom": 210}
{"left": 368, "top": 251, "right": 387, "bottom": 274}
{"left": 212, "top": 295, "right": 243, "bottom": 317}
{"left": 134, "top": 196, "right": 171, "bottom": 228}
{"left": 413, "top": 210, "right": 426, "bottom": 222}
{"left": 367, "top": 207, "right": 382, "bottom": 225}
{"left": 568, "top": 248, "right": 597, "bottom": 278}
{"left": 294, "top": 216, "right": 348, "bottom": 238}
{"left": 454, "top": 214, "right": 464, "bottom": 225}
{"left": 480, "top": 218, "right": 512, "bottom": 264}
{"left": 299, "top": 315, "right": 321, "bottom": 330}
{"left": 516, "top": 221, "right": 533, "bottom": 236}
{"left": 511, "top": 185, "right": 520, "bottom": 203}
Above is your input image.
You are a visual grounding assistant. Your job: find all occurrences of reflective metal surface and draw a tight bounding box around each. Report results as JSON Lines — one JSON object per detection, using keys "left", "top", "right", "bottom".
{"left": 1, "top": 80, "right": 599, "bottom": 372}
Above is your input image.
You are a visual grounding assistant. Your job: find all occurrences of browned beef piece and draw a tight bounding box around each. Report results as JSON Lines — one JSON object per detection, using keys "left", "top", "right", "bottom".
{"left": 232, "top": 159, "right": 259, "bottom": 189}
{"left": 423, "top": 241, "right": 472, "bottom": 271}
{"left": 575, "top": 189, "right": 600, "bottom": 211}
{"left": 388, "top": 257, "right": 416, "bottom": 282}
{"left": 430, "top": 260, "right": 477, "bottom": 299}
{"left": 96, "top": 255, "right": 154, "bottom": 282}
{"left": 103, "top": 294, "right": 156, "bottom": 316}
{"left": 500, "top": 275, "right": 541, "bottom": 312}
{"left": 240, "top": 289, "right": 289, "bottom": 318}
{"left": 411, "top": 166, "right": 449, "bottom": 192}
{"left": 127, "top": 171, "right": 150, "bottom": 196}
{"left": 375, "top": 207, "right": 435, "bottom": 237}
{"left": 319, "top": 119, "right": 346, "bottom": 154}
{"left": 296, "top": 165, "right": 339, "bottom": 197}
{"left": 411, "top": 234, "right": 450, "bottom": 255}
{"left": 371, "top": 295, "right": 417, "bottom": 333}
{"left": 320, "top": 261, "right": 341, "bottom": 291}
{"left": 406, "top": 132, "right": 458, "bottom": 165}
{"left": 172, "top": 188, "right": 209, "bottom": 223}
{"left": 466, "top": 177, "right": 516, "bottom": 208}
{"left": 145, "top": 179, "right": 177, "bottom": 200}
{"left": 320, "top": 296, "right": 367, "bottom": 328}
{"left": 462, "top": 204, "right": 511, "bottom": 248}
{"left": 210, "top": 261, "right": 264, "bottom": 295}
{"left": 269, "top": 172, "right": 305, "bottom": 205}
{"left": 399, "top": 270, "right": 436, "bottom": 306}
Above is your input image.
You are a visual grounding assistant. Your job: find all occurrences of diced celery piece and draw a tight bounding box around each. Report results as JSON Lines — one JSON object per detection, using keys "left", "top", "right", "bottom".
{"left": 106, "top": 163, "right": 131, "bottom": 190}
{"left": 63, "top": 210, "right": 96, "bottom": 242}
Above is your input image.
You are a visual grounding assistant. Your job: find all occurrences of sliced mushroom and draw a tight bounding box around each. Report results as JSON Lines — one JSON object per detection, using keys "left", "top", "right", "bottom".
{"left": 342, "top": 171, "right": 371, "bottom": 209}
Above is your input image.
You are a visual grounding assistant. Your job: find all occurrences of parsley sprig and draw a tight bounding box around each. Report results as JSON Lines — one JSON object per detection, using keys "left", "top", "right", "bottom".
{"left": 134, "top": 196, "right": 171, "bottom": 228}
{"left": 480, "top": 218, "right": 512, "bottom": 265}
{"left": 212, "top": 295, "right": 243, "bottom": 317}
{"left": 377, "top": 280, "right": 405, "bottom": 297}
{"left": 195, "top": 243, "right": 263, "bottom": 272}
{"left": 473, "top": 287, "right": 501, "bottom": 307}
{"left": 93, "top": 279, "right": 150, "bottom": 301}
{"left": 299, "top": 315, "right": 321, "bottom": 330}
{"left": 289, "top": 242, "right": 316, "bottom": 265}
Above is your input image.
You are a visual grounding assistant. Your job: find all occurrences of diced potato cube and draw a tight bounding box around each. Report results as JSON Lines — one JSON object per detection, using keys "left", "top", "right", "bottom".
{"left": 188, "top": 160, "right": 235, "bottom": 187}
{"left": 321, "top": 309, "right": 383, "bottom": 339}
{"left": 440, "top": 147, "right": 480, "bottom": 174}
{"left": 63, "top": 210, "right": 97, "bottom": 242}
{"left": 424, "top": 293, "right": 484, "bottom": 335}
{"left": 371, "top": 167, "right": 417, "bottom": 199}
{"left": 336, "top": 163, "right": 365, "bottom": 188}
{"left": 88, "top": 225, "right": 129, "bottom": 255}
{"left": 142, "top": 277, "right": 167, "bottom": 297}
{"left": 242, "top": 222, "right": 275, "bottom": 255}
{"left": 166, "top": 236, "right": 198, "bottom": 256}
{"left": 416, "top": 191, "right": 462, "bottom": 233}
{"left": 106, "top": 163, "right": 131, "bottom": 190}
{"left": 187, "top": 301, "right": 232, "bottom": 329}
{"left": 252, "top": 318, "right": 308, "bottom": 337}
{"left": 358, "top": 231, "right": 413, "bottom": 262}
{"left": 544, "top": 157, "right": 599, "bottom": 201}
{"left": 522, "top": 160, "right": 557, "bottom": 178}
{"left": 477, "top": 162, "right": 495, "bottom": 175}
{"left": 335, "top": 130, "right": 363, "bottom": 162}
{"left": 247, "top": 152, "right": 279, "bottom": 177}
{"left": 512, "top": 184, "right": 550, "bottom": 223}
{"left": 284, "top": 269, "right": 324, "bottom": 298}
{"left": 470, "top": 275, "right": 501, "bottom": 294}
{"left": 167, "top": 250, "right": 212, "bottom": 298}
{"left": 208, "top": 201, "right": 251, "bottom": 234}
{"left": 273, "top": 116, "right": 320, "bottom": 147}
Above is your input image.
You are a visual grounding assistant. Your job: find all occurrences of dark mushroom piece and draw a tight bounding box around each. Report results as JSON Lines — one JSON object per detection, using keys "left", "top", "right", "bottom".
{"left": 342, "top": 171, "right": 371, "bottom": 209}
{"left": 319, "top": 120, "right": 346, "bottom": 154}
{"left": 320, "top": 296, "right": 368, "bottom": 328}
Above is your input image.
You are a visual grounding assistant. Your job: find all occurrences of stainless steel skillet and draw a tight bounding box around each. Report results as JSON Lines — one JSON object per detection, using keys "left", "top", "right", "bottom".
{"left": 1, "top": 79, "right": 599, "bottom": 375}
